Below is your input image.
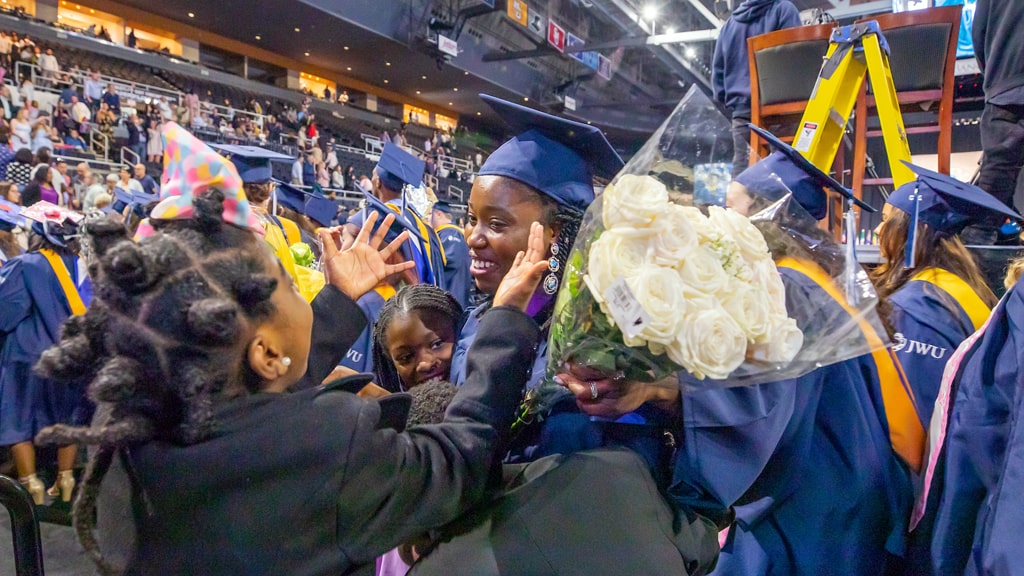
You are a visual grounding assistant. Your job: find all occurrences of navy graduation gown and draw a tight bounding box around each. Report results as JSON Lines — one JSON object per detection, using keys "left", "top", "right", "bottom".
{"left": 930, "top": 281, "right": 1024, "bottom": 576}
{"left": 436, "top": 224, "right": 471, "bottom": 309}
{"left": 0, "top": 252, "right": 90, "bottom": 444}
{"left": 350, "top": 204, "right": 447, "bottom": 287}
{"left": 339, "top": 288, "right": 388, "bottom": 375}
{"left": 889, "top": 277, "right": 985, "bottom": 427}
{"left": 673, "top": 264, "right": 912, "bottom": 576}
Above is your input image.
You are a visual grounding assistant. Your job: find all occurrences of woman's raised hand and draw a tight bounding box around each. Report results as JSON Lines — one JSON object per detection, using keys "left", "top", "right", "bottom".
{"left": 493, "top": 221, "right": 549, "bottom": 311}
{"left": 319, "top": 211, "right": 415, "bottom": 301}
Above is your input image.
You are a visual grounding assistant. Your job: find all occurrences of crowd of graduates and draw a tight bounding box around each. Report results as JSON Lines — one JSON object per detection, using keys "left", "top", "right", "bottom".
{"left": 2, "top": 92, "right": 1024, "bottom": 576}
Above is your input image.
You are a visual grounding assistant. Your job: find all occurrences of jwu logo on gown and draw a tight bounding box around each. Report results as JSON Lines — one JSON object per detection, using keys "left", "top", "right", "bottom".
{"left": 893, "top": 332, "right": 948, "bottom": 359}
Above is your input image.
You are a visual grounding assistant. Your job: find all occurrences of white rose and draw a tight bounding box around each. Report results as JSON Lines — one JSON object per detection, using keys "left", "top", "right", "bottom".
{"left": 587, "top": 229, "right": 650, "bottom": 299}
{"left": 638, "top": 204, "right": 699, "bottom": 267}
{"left": 679, "top": 206, "right": 721, "bottom": 243}
{"left": 676, "top": 245, "right": 729, "bottom": 295}
{"left": 750, "top": 258, "right": 788, "bottom": 315}
{"left": 707, "top": 206, "right": 770, "bottom": 263}
{"left": 625, "top": 264, "right": 687, "bottom": 346}
{"left": 667, "top": 305, "right": 747, "bottom": 380}
{"left": 602, "top": 174, "right": 669, "bottom": 230}
{"left": 720, "top": 283, "right": 772, "bottom": 342}
{"left": 749, "top": 314, "right": 804, "bottom": 363}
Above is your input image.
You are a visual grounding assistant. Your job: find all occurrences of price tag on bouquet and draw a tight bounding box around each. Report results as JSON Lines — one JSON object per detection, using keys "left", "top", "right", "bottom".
{"left": 604, "top": 277, "right": 651, "bottom": 339}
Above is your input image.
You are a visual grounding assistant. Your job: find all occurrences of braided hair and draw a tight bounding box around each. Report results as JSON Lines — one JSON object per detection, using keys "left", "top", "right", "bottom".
{"left": 33, "top": 190, "right": 279, "bottom": 576}
{"left": 532, "top": 194, "right": 584, "bottom": 326}
{"left": 371, "top": 284, "right": 464, "bottom": 393}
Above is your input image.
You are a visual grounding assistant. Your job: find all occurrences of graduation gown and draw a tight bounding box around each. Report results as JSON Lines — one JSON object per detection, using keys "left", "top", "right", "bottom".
{"left": 928, "top": 281, "right": 1024, "bottom": 576}
{"left": 339, "top": 286, "right": 393, "bottom": 375}
{"left": 672, "top": 259, "right": 914, "bottom": 576}
{"left": 0, "top": 251, "right": 90, "bottom": 444}
{"left": 350, "top": 204, "right": 447, "bottom": 288}
{"left": 123, "top": 306, "right": 540, "bottom": 576}
{"left": 436, "top": 224, "right": 471, "bottom": 309}
{"left": 888, "top": 268, "right": 990, "bottom": 427}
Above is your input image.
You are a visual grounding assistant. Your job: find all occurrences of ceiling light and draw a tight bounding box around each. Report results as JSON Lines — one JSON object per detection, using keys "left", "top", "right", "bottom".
{"left": 421, "top": 75, "right": 427, "bottom": 80}
{"left": 386, "top": 61, "right": 391, "bottom": 66}
{"left": 641, "top": 4, "right": 658, "bottom": 20}
{"left": 346, "top": 67, "right": 352, "bottom": 71}
{"left": 685, "top": 47, "right": 696, "bottom": 58}
{"left": 416, "top": 90, "right": 421, "bottom": 94}
{"left": 476, "top": 112, "right": 481, "bottom": 116}
{"left": 75, "top": 4, "right": 79, "bottom": 8}
{"left": 523, "top": 97, "right": 529, "bottom": 102}
{"left": 304, "top": 51, "right": 310, "bottom": 56}
{"left": 255, "top": 35, "right": 261, "bottom": 40}
{"left": 89, "top": 9, "right": 94, "bottom": 13}
{"left": 453, "top": 87, "right": 458, "bottom": 92}
{"left": 464, "top": 71, "right": 469, "bottom": 75}
{"left": 665, "top": 26, "right": 675, "bottom": 34}
{"left": 384, "top": 79, "right": 389, "bottom": 84}
{"left": 343, "top": 46, "right": 350, "bottom": 50}
{"left": 448, "top": 102, "right": 453, "bottom": 106}
{"left": 294, "top": 27, "right": 300, "bottom": 32}
{"left": 187, "top": 11, "right": 194, "bottom": 17}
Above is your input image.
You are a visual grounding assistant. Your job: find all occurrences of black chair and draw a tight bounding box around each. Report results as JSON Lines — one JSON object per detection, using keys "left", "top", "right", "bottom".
{"left": 0, "top": 474, "right": 45, "bottom": 576}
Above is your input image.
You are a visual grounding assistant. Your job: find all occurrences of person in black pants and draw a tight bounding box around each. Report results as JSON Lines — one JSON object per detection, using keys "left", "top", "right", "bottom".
{"left": 966, "top": 0, "right": 1024, "bottom": 246}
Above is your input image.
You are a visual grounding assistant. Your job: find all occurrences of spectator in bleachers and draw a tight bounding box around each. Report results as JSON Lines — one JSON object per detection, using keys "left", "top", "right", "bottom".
{"left": 134, "top": 163, "right": 157, "bottom": 196}
{"left": 63, "top": 127, "right": 86, "bottom": 151}
{"left": 53, "top": 159, "right": 73, "bottom": 207}
{"left": 156, "top": 96, "right": 173, "bottom": 122}
{"left": 18, "top": 77, "right": 32, "bottom": 107}
{"left": 290, "top": 154, "right": 305, "bottom": 186}
{"left": 101, "top": 83, "right": 120, "bottom": 116}
{"left": 331, "top": 163, "right": 345, "bottom": 188}
{"left": 359, "top": 173, "right": 372, "bottom": 191}
{"left": 339, "top": 90, "right": 349, "bottom": 104}
{"left": 6, "top": 148, "right": 31, "bottom": 187}
{"left": 184, "top": 89, "right": 199, "bottom": 121}
{"left": 95, "top": 101, "right": 116, "bottom": 140}
{"left": 302, "top": 153, "right": 316, "bottom": 187}
{"left": 316, "top": 161, "right": 330, "bottom": 188}
{"left": 79, "top": 171, "right": 105, "bottom": 211}
{"left": 58, "top": 76, "right": 76, "bottom": 108}
{"left": 30, "top": 113, "right": 53, "bottom": 154}
{"left": 126, "top": 112, "right": 146, "bottom": 161}
{"left": 147, "top": 118, "right": 163, "bottom": 162}
{"left": 97, "top": 27, "right": 111, "bottom": 42}
{"left": 126, "top": 27, "right": 137, "bottom": 49}
{"left": 0, "top": 128, "right": 12, "bottom": 179}
{"left": 38, "top": 48, "right": 59, "bottom": 87}
{"left": 71, "top": 162, "right": 88, "bottom": 195}
{"left": 24, "top": 100, "right": 38, "bottom": 121}
{"left": 70, "top": 95, "right": 90, "bottom": 126}
{"left": 0, "top": 85, "right": 13, "bottom": 122}
{"left": 21, "top": 164, "right": 55, "bottom": 205}
{"left": 0, "top": 32, "right": 10, "bottom": 71}
{"left": 9, "top": 108, "right": 29, "bottom": 151}
{"left": 83, "top": 68, "right": 102, "bottom": 110}
{"left": 118, "top": 165, "right": 143, "bottom": 194}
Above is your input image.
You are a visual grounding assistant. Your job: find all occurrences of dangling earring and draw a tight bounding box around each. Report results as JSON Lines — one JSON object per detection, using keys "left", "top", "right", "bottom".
{"left": 543, "top": 245, "right": 561, "bottom": 295}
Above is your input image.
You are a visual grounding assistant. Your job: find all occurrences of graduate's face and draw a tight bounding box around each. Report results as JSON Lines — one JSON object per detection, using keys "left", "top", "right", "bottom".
{"left": 466, "top": 175, "right": 555, "bottom": 296}
{"left": 385, "top": 309, "right": 457, "bottom": 389}
{"left": 875, "top": 203, "right": 894, "bottom": 240}
{"left": 246, "top": 250, "right": 314, "bottom": 392}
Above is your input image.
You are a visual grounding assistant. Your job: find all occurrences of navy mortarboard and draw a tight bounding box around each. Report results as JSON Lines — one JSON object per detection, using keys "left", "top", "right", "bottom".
{"left": 888, "top": 161, "right": 1022, "bottom": 267}
{"left": 0, "top": 198, "right": 25, "bottom": 231}
{"left": 375, "top": 143, "right": 425, "bottom": 195}
{"left": 737, "top": 124, "right": 876, "bottom": 220}
{"left": 478, "top": 94, "right": 624, "bottom": 213}
{"left": 109, "top": 187, "right": 159, "bottom": 218}
{"left": 209, "top": 144, "right": 294, "bottom": 185}
{"left": 275, "top": 181, "right": 338, "bottom": 228}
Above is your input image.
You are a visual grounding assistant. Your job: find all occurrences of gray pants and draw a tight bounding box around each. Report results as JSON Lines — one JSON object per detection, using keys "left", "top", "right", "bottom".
{"left": 731, "top": 115, "right": 751, "bottom": 178}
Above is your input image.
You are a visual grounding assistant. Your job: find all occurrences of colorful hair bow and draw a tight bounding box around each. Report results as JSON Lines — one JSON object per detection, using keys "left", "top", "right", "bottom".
{"left": 134, "top": 122, "right": 264, "bottom": 239}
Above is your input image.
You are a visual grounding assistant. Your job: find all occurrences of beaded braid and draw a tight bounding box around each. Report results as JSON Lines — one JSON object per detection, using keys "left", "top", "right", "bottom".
{"left": 33, "top": 190, "right": 280, "bottom": 576}
{"left": 533, "top": 195, "right": 583, "bottom": 328}
{"left": 371, "top": 284, "right": 465, "bottom": 393}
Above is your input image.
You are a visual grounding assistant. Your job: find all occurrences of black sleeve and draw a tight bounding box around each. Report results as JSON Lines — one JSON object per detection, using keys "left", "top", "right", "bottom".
{"left": 291, "top": 285, "right": 368, "bottom": 391}
{"left": 333, "top": 306, "right": 539, "bottom": 563}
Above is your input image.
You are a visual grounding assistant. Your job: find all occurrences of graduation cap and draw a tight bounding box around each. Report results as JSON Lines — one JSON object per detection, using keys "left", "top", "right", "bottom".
{"left": 737, "top": 124, "right": 876, "bottom": 220}
{"left": 375, "top": 143, "right": 425, "bottom": 193}
{"left": 478, "top": 94, "right": 624, "bottom": 213}
{"left": 432, "top": 200, "right": 452, "bottom": 215}
{"left": 274, "top": 180, "right": 338, "bottom": 227}
{"left": 888, "top": 161, "right": 1022, "bottom": 267}
{"left": 209, "top": 144, "right": 294, "bottom": 185}
{"left": 0, "top": 198, "right": 24, "bottom": 232}
{"left": 110, "top": 186, "right": 159, "bottom": 218}
{"left": 21, "top": 201, "right": 82, "bottom": 247}
{"left": 352, "top": 190, "right": 427, "bottom": 244}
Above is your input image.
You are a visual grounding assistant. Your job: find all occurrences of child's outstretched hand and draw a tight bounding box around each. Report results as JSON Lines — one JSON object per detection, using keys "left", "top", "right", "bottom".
{"left": 493, "top": 222, "right": 549, "bottom": 311}
{"left": 319, "top": 211, "right": 415, "bottom": 300}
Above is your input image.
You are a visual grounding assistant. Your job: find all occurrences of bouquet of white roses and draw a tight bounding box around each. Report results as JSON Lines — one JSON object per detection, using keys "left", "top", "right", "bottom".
{"left": 545, "top": 87, "right": 889, "bottom": 391}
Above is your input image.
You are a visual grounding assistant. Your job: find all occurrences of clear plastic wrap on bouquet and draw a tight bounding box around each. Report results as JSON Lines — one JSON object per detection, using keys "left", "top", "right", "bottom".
{"left": 544, "top": 87, "right": 891, "bottom": 393}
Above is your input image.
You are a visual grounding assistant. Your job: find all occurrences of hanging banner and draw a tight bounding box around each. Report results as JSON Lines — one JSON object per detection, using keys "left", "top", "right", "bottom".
{"left": 564, "top": 96, "right": 577, "bottom": 111}
{"left": 508, "top": 0, "right": 529, "bottom": 26}
{"left": 567, "top": 33, "right": 586, "bottom": 63}
{"left": 548, "top": 21, "right": 566, "bottom": 52}
{"left": 582, "top": 51, "right": 601, "bottom": 70}
{"left": 597, "top": 54, "right": 613, "bottom": 80}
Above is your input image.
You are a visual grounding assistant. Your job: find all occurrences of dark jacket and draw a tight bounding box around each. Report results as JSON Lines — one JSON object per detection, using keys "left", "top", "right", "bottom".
{"left": 973, "top": 0, "right": 1024, "bottom": 102}
{"left": 126, "top": 121, "right": 141, "bottom": 146}
{"left": 712, "top": 0, "right": 802, "bottom": 116}
{"left": 122, "top": 295, "right": 539, "bottom": 576}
